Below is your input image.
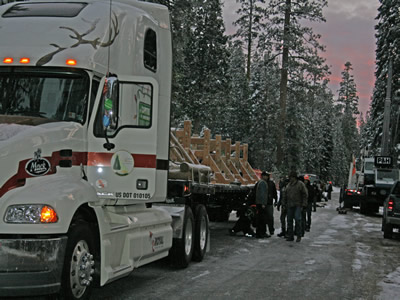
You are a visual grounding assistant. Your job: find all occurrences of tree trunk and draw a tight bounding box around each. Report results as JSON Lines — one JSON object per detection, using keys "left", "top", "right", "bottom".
{"left": 246, "top": 0, "right": 253, "bottom": 81}
{"left": 276, "top": 0, "right": 291, "bottom": 167}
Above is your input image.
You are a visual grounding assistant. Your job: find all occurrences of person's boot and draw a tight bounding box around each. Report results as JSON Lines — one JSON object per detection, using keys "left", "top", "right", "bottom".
{"left": 296, "top": 236, "right": 301, "bottom": 242}
{"left": 286, "top": 236, "right": 294, "bottom": 241}
{"left": 277, "top": 229, "right": 286, "bottom": 237}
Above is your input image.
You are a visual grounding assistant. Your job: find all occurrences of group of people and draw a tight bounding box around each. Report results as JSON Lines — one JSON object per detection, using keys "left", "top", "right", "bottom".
{"left": 230, "top": 170, "right": 329, "bottom": 243}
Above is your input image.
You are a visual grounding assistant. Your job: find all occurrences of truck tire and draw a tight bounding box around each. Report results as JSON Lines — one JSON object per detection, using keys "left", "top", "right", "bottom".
{"left": 169, "top": 206, "right": 194, "bottom": 268}
{"left": 383, "top": 219, "right": 393, "bottom": 239}
{"left": 192, "top": 205, "right": 209, "bottom": 262}
{"left": 60, "top": 222, "right": 95, "bottom": 300}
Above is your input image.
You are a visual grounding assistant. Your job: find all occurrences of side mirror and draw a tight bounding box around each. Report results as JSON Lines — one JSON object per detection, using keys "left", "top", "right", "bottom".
{"left": 100, "top": 75, "right": 118, "bottom": 151}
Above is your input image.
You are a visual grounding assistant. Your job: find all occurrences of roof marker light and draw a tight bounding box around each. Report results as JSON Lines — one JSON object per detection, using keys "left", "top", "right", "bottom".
{"left": 66, "top": 59, "right": 77, "bottom": 66}
{"left": 3, "top": 57, "right": 13, "bottom": 64}
{"left": 20, "top": 58, "right": 30, "bottom": 64}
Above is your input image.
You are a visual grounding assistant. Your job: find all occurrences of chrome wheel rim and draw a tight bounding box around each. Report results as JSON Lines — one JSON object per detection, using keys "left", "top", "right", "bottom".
{"left": 70, "top": 240, "right": 94, "bottom": 298}
{"left": 184, "top": 218, "right": 193, "bottom": 256}
{"left": 199, "top": 215, "right": 207, "bottom": 250}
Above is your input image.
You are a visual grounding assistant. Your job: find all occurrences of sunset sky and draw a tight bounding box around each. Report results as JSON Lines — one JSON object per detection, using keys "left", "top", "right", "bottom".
{"left": 222, "top": 0, "right": 380, "bottom": 116}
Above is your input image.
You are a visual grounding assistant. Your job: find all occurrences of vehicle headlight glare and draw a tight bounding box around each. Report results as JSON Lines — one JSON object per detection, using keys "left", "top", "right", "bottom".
{"left": 4, "top": 204, "right": 57, "bottom": 224}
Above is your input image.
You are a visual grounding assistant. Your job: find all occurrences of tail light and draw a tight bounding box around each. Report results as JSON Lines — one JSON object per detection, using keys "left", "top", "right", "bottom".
{"left": 183, "top": 184, "right": 190, "bottom": 195}
{"left": 388, "top": 198, "right": 394, "bottom": 211}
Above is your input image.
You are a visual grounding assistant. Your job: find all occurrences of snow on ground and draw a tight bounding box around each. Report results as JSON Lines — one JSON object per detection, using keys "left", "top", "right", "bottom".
{"left": 378, "top": 267, "right": 400, "bottom": 300}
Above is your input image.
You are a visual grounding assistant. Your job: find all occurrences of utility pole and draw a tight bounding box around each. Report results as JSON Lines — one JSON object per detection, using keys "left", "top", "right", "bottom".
{"left": 381, "top": 57, "right": 393, "bottom": 156}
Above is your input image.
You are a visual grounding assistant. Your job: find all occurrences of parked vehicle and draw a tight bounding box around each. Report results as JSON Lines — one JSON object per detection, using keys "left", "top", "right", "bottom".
{"left": 339, "top": 157, "right": 364, "bottom": 209}
{"left": 0, "top": 1, "right": 257, "bottom": 299}
{"left": 361, "top": 159, "right": 399, "bottom": 214}
{"left": 382, "top": 181, "right": 400, "bottom": 238}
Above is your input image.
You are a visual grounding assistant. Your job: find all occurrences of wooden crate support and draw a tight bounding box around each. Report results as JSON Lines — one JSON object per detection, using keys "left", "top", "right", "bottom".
{"left": 183, "top": 120, "right": 191, "bottom": 149}
{"left": 215, "top": 135, "right": 222, "bottom": 162}
{"left": 203, "top": 129, "right": 211, "bottom": 165}
{"left": 169, "top": 120, "right": 257, "bottom": 185}
{"left": 170, "top": 131, "right": 194, "bottom": 164}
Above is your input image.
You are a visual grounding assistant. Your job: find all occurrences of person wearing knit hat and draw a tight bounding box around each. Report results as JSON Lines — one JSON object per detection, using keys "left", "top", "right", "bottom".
{"left": 282, "top": 170, "right": 308, "bottom": 242}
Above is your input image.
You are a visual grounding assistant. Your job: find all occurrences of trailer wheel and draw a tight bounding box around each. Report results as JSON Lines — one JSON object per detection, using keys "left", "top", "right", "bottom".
{"left": 383, "top": 219, "right": 393, "bottom": 239}
{"left": 192, "top": 205, "right": 209, "bottom": 262}
{"left": 61, "top": 222, "right": 95, "bottom": 300}
{"left": 170, "top": 206, "right": 194, "bottom": 268}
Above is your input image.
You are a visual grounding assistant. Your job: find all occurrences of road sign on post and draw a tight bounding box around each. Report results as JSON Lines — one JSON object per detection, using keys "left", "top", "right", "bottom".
{"left": 374, "top": 156, "right": 393, "bottom": 168}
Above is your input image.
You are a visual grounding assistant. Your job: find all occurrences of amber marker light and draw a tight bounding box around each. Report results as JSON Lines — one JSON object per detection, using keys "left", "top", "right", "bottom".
{"left": 3, "top": 57, "right": 13, "bottom": 64}
{"left": 66, "top": 59, "right": 77, "bottom": 66}
{"left": 20, "top": 57, "right": 30, "bottom": 64}
{"left": 40, "top": 205, "right": 58, "bottom": 223}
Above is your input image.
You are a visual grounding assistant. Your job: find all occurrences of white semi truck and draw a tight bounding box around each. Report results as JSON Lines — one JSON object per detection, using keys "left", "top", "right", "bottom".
{"left": 0, "top": 1, "right": 219, "bottom": 299}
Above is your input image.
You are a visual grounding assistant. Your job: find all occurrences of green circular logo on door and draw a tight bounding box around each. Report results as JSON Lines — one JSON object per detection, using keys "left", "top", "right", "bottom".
{"left": 111, "top": 151, "right": 134, "bottom": 176}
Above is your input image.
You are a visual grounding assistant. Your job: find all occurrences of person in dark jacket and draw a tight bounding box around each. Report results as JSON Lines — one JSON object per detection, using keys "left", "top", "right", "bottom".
{"left": 282, "top": 171, "right": 308, "bottom": 242}
{"left": 229, "top": 204, "right": 256, "bottom": 237}
{"left": 255, "top": 171, "right": 270, "bottom": 238}
{"left": 326, "top": 181, "right": 333, "bottom": 200}
{"left": 276, "top": 177, "right": 289, "bottom": 237}
{"left": 312, "top": 182, "right": 319, "bottom": 210}
{"left": 266, "top": 172, "right": 278, "bottom": 235}
{"left": 298, "top": 176, "right": 306, "bottom": 237}
{"left": 304, "top": 175, "right": 315, "bottom": 232}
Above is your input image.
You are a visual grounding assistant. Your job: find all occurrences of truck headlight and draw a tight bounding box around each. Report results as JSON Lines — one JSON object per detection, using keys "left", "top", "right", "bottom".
{"left": 4, "top": 205, "right": 58, "bottom": 224}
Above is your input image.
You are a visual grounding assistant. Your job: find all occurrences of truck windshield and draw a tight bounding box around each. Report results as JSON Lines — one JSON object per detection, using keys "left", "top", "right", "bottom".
{"left": 365, "top": 161, "right": 374, "bottom": 171}
{"left": 376, "top": 169, "right": 399, "bottom": 182}
{"left": 0, "top": 68, "right": 90, "bottom": 125}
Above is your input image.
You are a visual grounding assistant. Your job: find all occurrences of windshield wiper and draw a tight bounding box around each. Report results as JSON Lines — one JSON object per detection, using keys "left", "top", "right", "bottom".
{"left": 6, "top": 110, "right": 47, "bottom": 118}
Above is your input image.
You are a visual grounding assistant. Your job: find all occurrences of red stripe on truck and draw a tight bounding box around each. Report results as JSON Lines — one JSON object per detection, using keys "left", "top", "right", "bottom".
{"left": 0, "top": 151, "right": 157, "bottom": 197}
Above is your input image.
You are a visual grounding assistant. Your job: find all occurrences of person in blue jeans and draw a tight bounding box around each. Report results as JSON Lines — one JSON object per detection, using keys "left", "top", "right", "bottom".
{"left": 282, "top": 171, "right": 308, "bottom": 242}
{"left": 255, "top": 171, "right": 270, "bottom": 238}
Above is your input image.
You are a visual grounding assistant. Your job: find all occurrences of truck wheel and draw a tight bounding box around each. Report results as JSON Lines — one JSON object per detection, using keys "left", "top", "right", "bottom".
{"left": 192, "top": 205, "right": 209, "bottom": 262}
{"left": 61, "top": 222, "right": 95, "bottom": 300}
{"left": 170, "top": 206, "right": 194, "bottom": 268}
{"left": 383, "top": 220, "right": 393, "bottom": 239}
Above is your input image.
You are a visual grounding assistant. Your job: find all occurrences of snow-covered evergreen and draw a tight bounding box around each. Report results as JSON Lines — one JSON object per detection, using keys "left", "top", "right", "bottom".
{"left": 368, "top": 0, "right": 400, "bottom": 158}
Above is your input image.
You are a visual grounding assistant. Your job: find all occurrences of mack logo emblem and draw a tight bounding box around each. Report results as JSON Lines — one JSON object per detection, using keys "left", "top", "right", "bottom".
{"left": 25, "top": 149, "right": 51, "bottom": 176}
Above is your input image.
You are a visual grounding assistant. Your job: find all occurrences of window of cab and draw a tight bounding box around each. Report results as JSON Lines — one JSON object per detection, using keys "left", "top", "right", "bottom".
{"left": 144, "top": 29, "right": 157, "bottom": 72}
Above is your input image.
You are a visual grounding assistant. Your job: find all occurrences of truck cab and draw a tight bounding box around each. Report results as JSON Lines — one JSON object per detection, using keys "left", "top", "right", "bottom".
{"left": 0, "top": 1, "right": 182, "bottom": 298}
{"left": 360, "top": 157, "right": 399, "bottom": 214}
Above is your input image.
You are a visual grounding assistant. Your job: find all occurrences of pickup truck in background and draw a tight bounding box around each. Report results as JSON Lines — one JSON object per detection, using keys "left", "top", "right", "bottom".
{"left": 382, "top": 180, "right": 400, "bottom": 238}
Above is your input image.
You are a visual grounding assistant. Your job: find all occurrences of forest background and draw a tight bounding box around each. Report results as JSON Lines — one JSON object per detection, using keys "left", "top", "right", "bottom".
{"left": 144, "top": 0, "right": 400, "bottom": 185}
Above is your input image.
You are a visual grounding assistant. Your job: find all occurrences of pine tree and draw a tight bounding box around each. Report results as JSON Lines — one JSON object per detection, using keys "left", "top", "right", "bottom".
{"left": 368, "top": 0, "right": 400, "bottom": 155}
{"left": 247, "top": 51, "right": 281, "bottom": 170}
{"left": 337, "top": 61, "right": 360, "bottom": 176}
{"left": 232, "top": 0, "right": 266, "bottom": 81}
{"left": 224, "top": 40, "right": 250, "bottom": 142}
{"left": 262, "top": 0, "right": 328, "bottom": 168}
{"left": 170, "top": 0, "right": 229, "bottom": 132}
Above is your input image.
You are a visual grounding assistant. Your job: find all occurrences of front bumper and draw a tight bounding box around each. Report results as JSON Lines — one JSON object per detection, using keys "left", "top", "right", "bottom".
{"left": 0, "top": 236, "right": 67, "bottom": 297}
